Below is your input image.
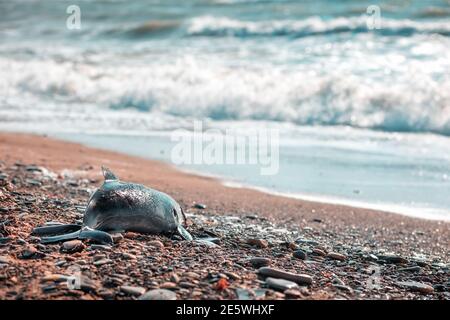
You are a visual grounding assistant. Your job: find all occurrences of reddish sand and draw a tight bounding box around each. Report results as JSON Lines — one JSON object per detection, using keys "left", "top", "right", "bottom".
{"left": 0, "top": 132, "right": 448, "bottom": 257}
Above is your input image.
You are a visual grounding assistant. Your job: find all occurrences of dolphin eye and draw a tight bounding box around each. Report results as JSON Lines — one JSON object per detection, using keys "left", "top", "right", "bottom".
{"left": 173, "top": 208, "right": 178, "bottom": 218}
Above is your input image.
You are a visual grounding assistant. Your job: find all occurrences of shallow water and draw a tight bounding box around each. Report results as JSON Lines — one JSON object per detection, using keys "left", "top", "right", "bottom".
{"left": 1, "top": 0, "right": 450, "bottom": 220}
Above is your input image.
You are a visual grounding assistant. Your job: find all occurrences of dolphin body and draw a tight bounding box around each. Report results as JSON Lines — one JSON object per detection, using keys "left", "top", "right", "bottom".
{"left": 33, "top": 167, "right": 192, "bottom": 244}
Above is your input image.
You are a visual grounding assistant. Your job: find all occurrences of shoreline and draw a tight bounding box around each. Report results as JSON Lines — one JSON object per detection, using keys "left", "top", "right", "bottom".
{"left": 0, "top": 132, "right": 449, "bottom": 300}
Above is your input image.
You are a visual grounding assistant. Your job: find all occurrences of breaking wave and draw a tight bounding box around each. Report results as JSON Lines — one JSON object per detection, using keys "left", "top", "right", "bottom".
{"left": 186, "top": 15, "right": 450, "bottom": 38}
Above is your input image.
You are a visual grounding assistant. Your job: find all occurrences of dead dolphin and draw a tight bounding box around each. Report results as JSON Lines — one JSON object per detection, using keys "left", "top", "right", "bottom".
{"left": 33, "top": 167, "right": 193, "bottom": 244}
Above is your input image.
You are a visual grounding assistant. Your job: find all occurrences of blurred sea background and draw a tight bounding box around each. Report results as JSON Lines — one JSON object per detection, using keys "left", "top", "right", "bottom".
{"left": 1, "top": 0, "right": 450, "bottom": 220}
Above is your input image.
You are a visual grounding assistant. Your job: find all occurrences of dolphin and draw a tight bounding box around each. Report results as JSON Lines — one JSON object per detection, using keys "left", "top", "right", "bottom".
{"left": 33, "top": 167, "right": 192, "bottom": 244}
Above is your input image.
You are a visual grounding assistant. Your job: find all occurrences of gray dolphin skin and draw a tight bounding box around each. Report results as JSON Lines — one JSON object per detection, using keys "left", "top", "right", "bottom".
{"left": 33, "top": 167, "right": 193, "bottom": 244}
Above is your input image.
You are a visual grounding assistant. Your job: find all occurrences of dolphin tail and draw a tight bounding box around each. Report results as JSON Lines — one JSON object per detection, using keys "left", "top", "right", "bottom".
{"left": 40, "top": 227, "right": 114, "bottom": 245}
{"left": 41, "top": 230, "right": 81, "bottom": 243}
{"left": 32, "top": 224, "right": 82, "bottom": 236}
{"left": 101, "top": 166, "right": 119, "bottom": 181}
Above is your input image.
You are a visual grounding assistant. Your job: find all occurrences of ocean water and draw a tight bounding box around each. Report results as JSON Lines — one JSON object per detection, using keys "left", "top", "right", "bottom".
{"left": 1, "top": 0, "right": 450, "bottom": 220}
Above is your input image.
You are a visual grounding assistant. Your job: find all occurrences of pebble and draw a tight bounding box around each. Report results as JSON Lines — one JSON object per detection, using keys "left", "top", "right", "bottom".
{"left": 160, "top": 282, "right": 177, "bottom": 289}
{"left": 312, "top": 248, "right": 326, "bottom": 256}
{"left": 284, "top": 289, "right": 303, "bottom": 298}
{"left": 258, "top": 267, "right": 313, "bottom": 285}
{"left": 333, "top": 284, "right": 353, "bottom": 293}
{"left": 396, "top": 281, "right": 434, "bottom": 294}
{"left": 120, "top": 285, "right": 146, "bottom": 296}
{"left": 247, "top": 239, "right": 269, "bottom": 248}
{"left": 293, "top": 250, "right": 307, "bottom": 260}
{"left": 41, "top": 274, "right": 68, "bottom": 282}
{"left": 378, "top": 254, "right": 408, "bottom": 264}
{"left": 121, "top": 253, "right": 136, "bottom": 260}
{"left": 148, "top": 240, "right": 164, "bottom": 249}
{"left": 124, "top": 232, "right": 139, "bottom": 239}
{"left": 111, "top": 233, "right": 124, "bottom": 243}
{"left": 170, "top": 273, "right": 180, "bottom": 283}
{"left": 93, "top": 258, "right": 113, "bottom": 266}
{"left": 184, "top": 272, "right": 200, "bottom": 279}
{"left": 249, "top": 257, "right": 271, "bottom": 268}
{"left": 0, "top": 255, "right": 10, "bottom": 264}
{"left": 398, "top": 266, "right": 421, "bottom": 273}
{"left": 266, "top": 277, "right": 299, "bottom": 291}
{"left": 89, "top": 244, "right": 112, "bottom": 251}
{"left": 139, "top": 289, "right": 177, "bottom": 300}
{"left": 61, "top": 240, "right": 85, "bottom": 253}
{"left": 194, "top": 203, "right": 207, "bottom": 210}
{"left": 327, "top": 252, "right": 347, "bottom": 261}
{"left": 20, "top": 246, "right": 38, "bottom": 259}
{"left": 224, "top": 272, "right": 241, "bottom": 280}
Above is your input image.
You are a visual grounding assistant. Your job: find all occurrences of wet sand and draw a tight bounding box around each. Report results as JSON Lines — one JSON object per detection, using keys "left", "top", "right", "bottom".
{"left": 0, "top": 132, "right": 448, "bottom": 300}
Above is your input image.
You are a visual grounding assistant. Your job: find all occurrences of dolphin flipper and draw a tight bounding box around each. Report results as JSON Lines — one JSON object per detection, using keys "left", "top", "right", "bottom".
{"left": 177, "top": 225, "right": 193, "bottom": 241}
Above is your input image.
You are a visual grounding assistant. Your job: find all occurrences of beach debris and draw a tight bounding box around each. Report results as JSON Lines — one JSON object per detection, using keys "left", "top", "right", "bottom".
{"left": 32, "top": 167, "right": 193, "bottom": 244}
{"left": 215, "top": 278, "right": 229, "bottom": 291}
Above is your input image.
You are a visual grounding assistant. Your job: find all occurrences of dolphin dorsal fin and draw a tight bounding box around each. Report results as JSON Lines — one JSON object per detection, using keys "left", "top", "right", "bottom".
{"left": 101, "top": 166, "right": 119, "bottom": 182}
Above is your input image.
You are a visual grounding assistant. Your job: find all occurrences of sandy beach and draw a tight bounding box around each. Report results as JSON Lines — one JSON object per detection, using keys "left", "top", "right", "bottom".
{"left": 0, "top": 132, "right": 448, "bottom": 300}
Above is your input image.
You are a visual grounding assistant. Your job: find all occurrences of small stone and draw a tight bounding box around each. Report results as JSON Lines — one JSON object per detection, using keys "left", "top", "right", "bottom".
{"left": 89, "top": 244, "right": 112, "bottom": 251}
{"left": 194, "top": 203, "right": 207, "bottom": 209}
{"left": 266, "top": 277, "right": 299, "bottom": 292}
{"left": 184, "top": 272, "right": 201, "bottom": 279}
{"left": 398, "top": 266, "right": 421, "bottom": 273}
{"left": 247, "top": 239, "right": 269, "bottom": 248}
{"left": 250, "top": 257, "right": 271, "bottom": 268}
{"left": 148, "top": 240, "right": 164, "bottom": 249}
{"left": 111, "top": 233, "right": 124, "bottom": 243}
{"left": 120, "top": 285, "right": 146, "bottom": 296}
{"left": 312, "top": 248, "right": 326, "bottom": 256}
{"left": 139, "top": 289, "right": 177, "bottom": 300}
{"left": 61, "top": 240, "right": 85, "bottom": 253}
{"left": 327, "top": 252, "right": 346, "bottom": 261}
{"left": 378, "top": 254, "right": 408, "bottom": 264}
{"left": 0, "top": 255, "right": 10, "bottom": 264}
{"left": 20, "top": 246, "right": 38, "bottom": 259}
{"left": 41, "top": 274, "right": 68, "bottom": 282}
{"left": 396, "top": 281, "right": 434, "bottom": 294}
{"left": 258, "top": 267, "right": 313, "bottom": 285}
{"left": 121, "top": 253, "right": 136, "bottom": 260}
{"left": 124, "top": 232, "right": 139, "bottom": 239}
{"left": 93, "top": 258, "right": 113, "bottom": 266}
{"left": 293, "top": 250, "right": 307, "bottom": 260}
{"left": 170, "top": 273, "right": 180, "bottom": 283}
{"left": 284, "top": 289, "right": 303, "bottom": 298}
{"left": 179, "top": 282, "right": 196, "bottom": 288}
{"left": 160, "top": 282, "right": 177, "bottom": 289}
{"left": 224, "top": 272, "right": 241, "bottom": 280}
{"left": 333, "top": 284, "right": 353, "bottom": 293}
